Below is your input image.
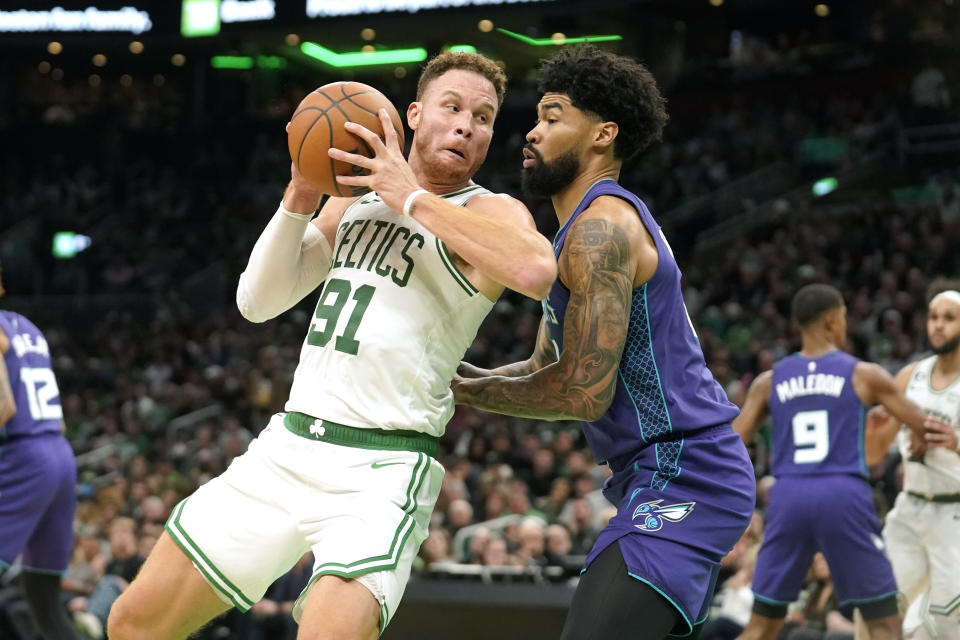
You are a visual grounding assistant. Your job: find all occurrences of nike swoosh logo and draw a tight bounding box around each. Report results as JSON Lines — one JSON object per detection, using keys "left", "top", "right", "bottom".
{"left": 371, "top": 461, "right": 405, "bottom": 469}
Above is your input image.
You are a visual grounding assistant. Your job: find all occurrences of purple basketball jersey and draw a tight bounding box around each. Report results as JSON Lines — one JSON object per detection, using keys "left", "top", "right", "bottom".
{"left": 768, "top": 350, "right": 866, "bottom": 478}
{"left": 0, "top": 310, "right": 74, "bottom": 574}
{"left": 0, "top": 311, "right": 63, "bottom": 437}
{"left": 546, "top": 180, "right": 753, "bottom": 635}
{"left": 544, "top": 179, "right": 739, "bottom": 470}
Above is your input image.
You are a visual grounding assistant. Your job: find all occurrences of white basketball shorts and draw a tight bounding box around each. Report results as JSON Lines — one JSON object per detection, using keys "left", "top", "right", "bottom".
{"left": 883, "top": 491, "right": 960, "bottom": 628}
{"left": 165, "top": 412, "right": 443, "bottom": 632}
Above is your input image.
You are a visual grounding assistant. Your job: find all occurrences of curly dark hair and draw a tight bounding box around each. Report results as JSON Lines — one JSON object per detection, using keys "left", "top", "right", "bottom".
{"left": 537, "top": 45, "right": 668, "bottom": 161}
{"left": 416, "top": 51, "right": 507, "bottom": 109}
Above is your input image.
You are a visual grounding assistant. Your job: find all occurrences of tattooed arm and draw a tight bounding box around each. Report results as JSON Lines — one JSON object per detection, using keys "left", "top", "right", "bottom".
{"left": 0, "top": 327, "right": 16, "bottom": 426}
{"left": 457, "top": 317, "right": 558, "bottom": 379}
{"left": 453, "top": 199, "right": 648, "bottom": 420}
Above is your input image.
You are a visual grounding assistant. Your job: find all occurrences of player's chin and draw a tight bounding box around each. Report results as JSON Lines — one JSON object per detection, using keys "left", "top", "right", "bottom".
{"left": 431, "top": 158, "right": 477, "bottom": 181}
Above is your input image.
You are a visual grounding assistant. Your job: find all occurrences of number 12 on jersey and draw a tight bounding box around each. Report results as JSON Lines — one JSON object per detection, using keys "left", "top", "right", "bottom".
{"left": 307, "top": 278, "right": 375, "bottom": 356}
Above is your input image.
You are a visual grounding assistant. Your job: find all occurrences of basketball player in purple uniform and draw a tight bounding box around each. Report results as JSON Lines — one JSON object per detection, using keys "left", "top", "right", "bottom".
{"left": 453, "top": 46, "right": 755, "bottom": 639}
{"left": 0, "top": 262, "right": 78, "bottom": 640}
{"left": 733, "top": 283, "right": 937, "bottom": 640}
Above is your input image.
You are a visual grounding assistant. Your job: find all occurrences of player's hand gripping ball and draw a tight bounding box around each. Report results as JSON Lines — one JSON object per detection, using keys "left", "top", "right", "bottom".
{"left": 287, "top": 81, "right": 405, "bottom": 197}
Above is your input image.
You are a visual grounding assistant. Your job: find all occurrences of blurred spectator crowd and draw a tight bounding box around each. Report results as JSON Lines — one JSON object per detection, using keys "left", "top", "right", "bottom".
{"left": 1, "top": 32, "right": 959, "bottom": 640}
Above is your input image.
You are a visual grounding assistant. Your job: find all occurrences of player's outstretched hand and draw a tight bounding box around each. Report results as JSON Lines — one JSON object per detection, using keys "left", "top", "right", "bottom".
{"left": 924, "top": 414, "right": 958, "bottom": 451}
{"left": 328, "top": 109, "right": 421, "bottom": 214}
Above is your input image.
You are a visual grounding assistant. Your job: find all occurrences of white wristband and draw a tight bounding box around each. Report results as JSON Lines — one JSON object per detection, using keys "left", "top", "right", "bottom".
{"left": 402, "top": 188, "right": 429, "bottom": 217}
{"left": 278, "top": 200, "right": 314, "bottom": 221}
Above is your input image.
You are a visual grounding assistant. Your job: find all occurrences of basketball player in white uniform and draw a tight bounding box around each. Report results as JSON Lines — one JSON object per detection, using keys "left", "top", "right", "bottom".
{"left": 868, "top": 282, "right": 960, "bottom": 640}
{"left": 108, "top": 52, "right": 557, "bottom": 640}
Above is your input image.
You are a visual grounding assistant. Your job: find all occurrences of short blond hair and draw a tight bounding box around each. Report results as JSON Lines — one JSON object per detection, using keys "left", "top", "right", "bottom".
{"left": 416, "top": 51, "right": 507, "bottom": 108}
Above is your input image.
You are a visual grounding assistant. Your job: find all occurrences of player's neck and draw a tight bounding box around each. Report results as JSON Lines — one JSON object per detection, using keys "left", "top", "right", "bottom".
{"left": 934, "top": 349, "right": 960, "bottom": 377}
{"left": 799, "top": 332, "right": 838, "bottom": 358}
{"left": 552, "top": 165, "right": 620, "bottom": 227}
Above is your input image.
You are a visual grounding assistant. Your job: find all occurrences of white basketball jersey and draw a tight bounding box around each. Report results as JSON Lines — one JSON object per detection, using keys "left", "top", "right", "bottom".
{"left": 285, "top": 185, "right": 495, "bottom": 437}
{"left": 899, "top": 355, "right": 960, "bottom": 494}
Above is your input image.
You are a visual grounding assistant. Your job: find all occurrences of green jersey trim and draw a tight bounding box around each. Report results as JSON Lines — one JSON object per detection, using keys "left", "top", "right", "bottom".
{"left": 435, "top": 238, "right": 478, "bottom": 295}
{"left": 165, "top": 499, "right": 256, "bottom": 611}
{"left": 294, "top": 453, "right": 431, "bottom": 616}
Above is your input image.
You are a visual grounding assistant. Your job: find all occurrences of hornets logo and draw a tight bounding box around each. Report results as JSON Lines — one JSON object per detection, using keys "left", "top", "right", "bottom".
{"left": 631, "top": 500, "right": 696, "bottom": 532}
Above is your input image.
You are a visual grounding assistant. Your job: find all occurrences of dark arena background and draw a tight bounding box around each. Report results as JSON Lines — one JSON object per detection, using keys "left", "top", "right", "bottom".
{"left": 1, "top": 1, "right": 959, "bottom": 639}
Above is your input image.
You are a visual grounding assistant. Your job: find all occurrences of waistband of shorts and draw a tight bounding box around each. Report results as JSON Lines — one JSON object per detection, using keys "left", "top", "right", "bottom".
{"left": 281, "top": 411, "right": 439, "bottom": 458}
{"left": 605, "top": 422, "right": 731, "bottom": 472}
{"left": 907, "top": 490, "right": 960, "bottom": 503}
{"left": 0, "top": 430, "right": 63, "bottom": 444}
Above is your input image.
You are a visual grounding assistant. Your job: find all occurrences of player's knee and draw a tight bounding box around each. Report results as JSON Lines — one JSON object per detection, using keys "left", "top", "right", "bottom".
{"left": 737, "top": 614, "right": 783, "bottom": 640}
{"left": 106, "top": 594, "right": 144, "bottom": 640}
{"left": 865, "top": 616, "right": 902, "bottom": 640}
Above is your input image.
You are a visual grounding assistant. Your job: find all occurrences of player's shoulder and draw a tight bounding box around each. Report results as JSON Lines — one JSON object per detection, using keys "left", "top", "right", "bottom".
{"left": 316, "top": 194, "right": 363, "bottom": 220}
{"left": 467, "top": 191, "right": 533, "bottom": 220}
{"left": 853, "top": 360, "right": 901, "bottom": 390}
{"left": 895, "top": 359, "right": 922, "bottom": 383}
{"left": 578, "top": 194, "right": 640, "bottom": 226}
{"left": 751, "top": 369, "right": 774, "bottom": 393}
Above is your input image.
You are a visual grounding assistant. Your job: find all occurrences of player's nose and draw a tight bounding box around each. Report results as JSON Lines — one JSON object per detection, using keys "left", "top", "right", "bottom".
{"left": 454, "top": 112, "right": 473, "bottom": 138}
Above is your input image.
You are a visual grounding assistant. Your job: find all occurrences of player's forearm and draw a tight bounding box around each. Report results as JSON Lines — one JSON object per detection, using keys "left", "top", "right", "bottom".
{"left": 453, "top": 365, "right": 609, "bottom": 422}
{"left": 864, "top": 415, "right": 900, "bottom": 466}
{"left": 490, "top": 360, "right": 537, "bottom": 377}
{"left": 884, "top": 398, "right": 926, "bottom": 439}
{"left": 410, "top": 195, "right": 556, "bottom": 300}
{"left": 457, "top": 360, "right": 533, "bottom": 379}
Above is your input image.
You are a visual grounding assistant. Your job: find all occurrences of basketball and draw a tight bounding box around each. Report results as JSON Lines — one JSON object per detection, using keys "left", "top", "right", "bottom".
{"left": 287, "top": 81, "right": 405, "bottom": 198}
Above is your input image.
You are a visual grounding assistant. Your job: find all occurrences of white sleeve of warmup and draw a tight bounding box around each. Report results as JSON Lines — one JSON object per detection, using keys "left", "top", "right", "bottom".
{"left": 236, "top": 201, "right": 333, "bottom": 323}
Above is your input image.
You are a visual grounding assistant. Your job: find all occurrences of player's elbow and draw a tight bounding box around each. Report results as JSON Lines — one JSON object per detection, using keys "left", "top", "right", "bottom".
{"left": 236, "top": 296, "right": 272, "bottom": 324}
{"left": 516, "top": 256, "right": 557, "bottom": 300}
{"left": 236, "top": 274, "right": 276, "bottom": 323}
{"left": 579, "top": 394, "right": 614, "bottom": 422}
{"left": 0, "top": 400, "right": 16, "bottom": 425}
{"left": 579, "top": 406, "right": 606, "bottom": 422}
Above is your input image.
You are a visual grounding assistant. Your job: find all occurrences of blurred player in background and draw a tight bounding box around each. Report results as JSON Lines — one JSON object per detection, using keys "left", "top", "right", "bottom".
{"left": 453, "top": 45, "right": 755, "bottom": 639}
{"left": 869, "top": 279, "right": 960, "bottom": 640}
{"left": 733, "top": 283, "right": 938, "bottom": 640}
{"left": 0, "top": 260, "right": 77, "bottom": 640}
{"left": 108, "top": 51, "right": 557, "bottom": 640}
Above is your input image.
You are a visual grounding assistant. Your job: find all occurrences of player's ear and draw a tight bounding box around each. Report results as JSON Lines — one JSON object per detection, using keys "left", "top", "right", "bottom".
{"left": 823, "top": 306, "right": 842, "bottom": 330}
{"left": 407, "top": 101, "right": 422, "bottom": 131}
{"left": 593, "top": 121, "right": 618, "bottom": 151}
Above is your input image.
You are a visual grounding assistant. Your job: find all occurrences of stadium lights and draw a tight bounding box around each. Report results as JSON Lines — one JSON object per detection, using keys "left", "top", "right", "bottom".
{"left": 210, "top": 55, "right": 287, "bottom": 69}
{"left": 299, "top": 41, "right": 427, "bottom": 68}
{"left": 812, "top": 177, "right": 838, "bottom": 197}
{"left": 181, "top": 0, "right": 220, "bottom": 37}
{"left": 211, "top": 55, "right": 252, "bottom": 69}
{"left": 52, "top": 232, "right": 92, "bottom": 259}
{"left": 496, "top": 28, "right": 622, "bottom": 46}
